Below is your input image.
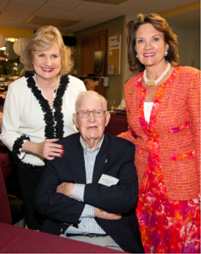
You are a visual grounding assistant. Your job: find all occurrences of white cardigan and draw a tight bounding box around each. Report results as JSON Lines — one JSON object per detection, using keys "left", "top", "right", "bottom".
{"left": 0, "top": 74, "right": 86, "bottom": 166}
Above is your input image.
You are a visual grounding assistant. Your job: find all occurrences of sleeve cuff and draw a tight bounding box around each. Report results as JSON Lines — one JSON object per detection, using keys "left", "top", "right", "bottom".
{"left": 72, "top": 183, "right": 85, "bottom": 202}
{"left": 12, "top": 135, "right": 30, "bottom": 160}
{"left": 80, "top": 205, "right": 95, "bottom": 218}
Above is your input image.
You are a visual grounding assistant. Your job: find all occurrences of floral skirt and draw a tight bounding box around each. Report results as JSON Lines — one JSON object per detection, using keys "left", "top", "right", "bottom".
{"left": 136, "top": 187, "right": 200, "bottom": 253}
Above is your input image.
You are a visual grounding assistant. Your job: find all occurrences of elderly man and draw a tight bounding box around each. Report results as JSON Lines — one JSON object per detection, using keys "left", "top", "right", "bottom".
{"left": 34, "top": 91, "right": 144, "bottom": 253}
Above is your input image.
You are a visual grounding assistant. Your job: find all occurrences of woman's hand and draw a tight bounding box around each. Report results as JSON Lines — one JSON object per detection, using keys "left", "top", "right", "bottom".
{"left": 94, "top": 207, "right": 122, "bottom": 220}
{"left": 22, "top": 139, "right": 64, "bottom": 160}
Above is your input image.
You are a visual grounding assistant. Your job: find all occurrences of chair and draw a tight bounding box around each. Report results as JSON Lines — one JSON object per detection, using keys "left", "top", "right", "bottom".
{"left": 0, "top": 165, "right": 12, "bottom": 224}
{"left": 0, "top": 151, "right": 24, "bottom": 225}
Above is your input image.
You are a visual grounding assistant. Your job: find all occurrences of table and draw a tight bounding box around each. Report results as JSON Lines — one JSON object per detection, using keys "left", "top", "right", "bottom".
{"left": 105, "top": 113, "right": 128, "bottom": 136}
{"left": 0, "top": 222, "right": 124, "bottom": 253}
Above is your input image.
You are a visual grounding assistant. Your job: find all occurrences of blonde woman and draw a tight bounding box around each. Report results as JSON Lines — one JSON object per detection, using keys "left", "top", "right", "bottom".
{"left": 0, "top": 26, "right": 86, "bottom": 229}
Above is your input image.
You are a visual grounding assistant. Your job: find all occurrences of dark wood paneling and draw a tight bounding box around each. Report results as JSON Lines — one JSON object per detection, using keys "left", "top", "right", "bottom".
{"left": 81, "top": 31, "right": 107, "bottom": 98}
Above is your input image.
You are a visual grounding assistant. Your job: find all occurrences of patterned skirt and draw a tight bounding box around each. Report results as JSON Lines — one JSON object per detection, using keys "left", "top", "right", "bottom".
{"left": 136, "top": 171, "right": 200, "bottom": 253}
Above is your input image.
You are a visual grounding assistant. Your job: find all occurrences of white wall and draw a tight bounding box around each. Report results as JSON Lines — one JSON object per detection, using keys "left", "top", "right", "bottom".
{"left": 171, "top": 26, "right": 200, "bottom": 69}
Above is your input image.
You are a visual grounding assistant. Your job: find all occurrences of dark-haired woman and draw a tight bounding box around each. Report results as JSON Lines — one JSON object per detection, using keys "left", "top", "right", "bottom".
{"left": 119, "top": 13, "right": 200, "bottom": 253}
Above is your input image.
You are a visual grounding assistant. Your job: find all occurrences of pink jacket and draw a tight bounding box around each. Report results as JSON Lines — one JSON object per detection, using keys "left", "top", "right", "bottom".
{"left": 119, "top": 66, "right": 200, "bottom": 200}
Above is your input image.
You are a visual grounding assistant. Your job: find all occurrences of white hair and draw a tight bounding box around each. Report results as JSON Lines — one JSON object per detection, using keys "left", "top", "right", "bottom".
{"left": 75, "top": 91, "right": 108, "bottom": 112}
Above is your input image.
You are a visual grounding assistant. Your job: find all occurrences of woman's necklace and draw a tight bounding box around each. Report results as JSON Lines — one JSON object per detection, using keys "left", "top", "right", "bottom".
{"left": 143, "top": 62, "right": 171, "bottom": 86}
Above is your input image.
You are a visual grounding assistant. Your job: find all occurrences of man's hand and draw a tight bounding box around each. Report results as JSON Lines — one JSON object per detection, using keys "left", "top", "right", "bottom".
{"left": 94, "top": 207, "right": 122, "bottom": 220}
{"left": 56, "top": 182, "right": 75, "bottom": 198}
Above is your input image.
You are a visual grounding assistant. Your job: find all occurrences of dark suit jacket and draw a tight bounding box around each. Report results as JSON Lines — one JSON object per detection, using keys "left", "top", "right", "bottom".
{"left": 34, "top": 132, "right": 144, "bottom": 253}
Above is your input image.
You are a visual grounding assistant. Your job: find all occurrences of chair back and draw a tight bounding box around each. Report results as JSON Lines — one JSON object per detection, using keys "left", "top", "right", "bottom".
{"left": 0, "top": 165, "right": 12, "bottom": 224}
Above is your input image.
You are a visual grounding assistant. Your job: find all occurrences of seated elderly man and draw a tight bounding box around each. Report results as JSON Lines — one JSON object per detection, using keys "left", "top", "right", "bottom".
{"left": 34, "top": 91, "right": 144, "bottom": 253}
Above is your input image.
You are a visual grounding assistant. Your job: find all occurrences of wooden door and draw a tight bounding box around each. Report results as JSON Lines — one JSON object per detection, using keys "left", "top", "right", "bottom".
{"left": 81, "top": 31, "right": 107, "bottom": 97}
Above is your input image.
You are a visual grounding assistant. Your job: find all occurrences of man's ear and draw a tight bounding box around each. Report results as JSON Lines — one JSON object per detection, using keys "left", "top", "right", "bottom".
{"left": 105, "top": 111, "right": 111, "bottom": 127}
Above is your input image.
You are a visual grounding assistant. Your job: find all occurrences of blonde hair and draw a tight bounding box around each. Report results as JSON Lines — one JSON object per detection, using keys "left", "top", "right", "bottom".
{"left": 20, "top": 25, "right": 73, "bottom": 75}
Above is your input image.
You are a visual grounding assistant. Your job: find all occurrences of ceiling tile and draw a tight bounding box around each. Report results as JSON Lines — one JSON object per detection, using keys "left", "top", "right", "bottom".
{"left": 0, "top": 0, "right": 199, "bottom": 32}
{"left": 83, "top": 0, "right": 127, "bottom": 4}
{"left": 26, "top": 16, "right": 79, "bottom": 27}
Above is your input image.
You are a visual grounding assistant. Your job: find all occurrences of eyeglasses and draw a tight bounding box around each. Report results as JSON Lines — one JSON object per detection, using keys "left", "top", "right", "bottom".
{"left": 77, "top": 109, "right": 106, "bottom": 118}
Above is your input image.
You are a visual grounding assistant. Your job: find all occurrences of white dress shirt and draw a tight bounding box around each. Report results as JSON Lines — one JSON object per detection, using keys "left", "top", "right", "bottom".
{"left": 65, "top": 136, "right": 106, "bottom": 235}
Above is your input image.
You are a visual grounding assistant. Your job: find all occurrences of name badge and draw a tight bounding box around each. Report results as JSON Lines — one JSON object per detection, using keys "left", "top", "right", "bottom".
{"left": 98, "top": 174, "right": 119, "bottom": 187}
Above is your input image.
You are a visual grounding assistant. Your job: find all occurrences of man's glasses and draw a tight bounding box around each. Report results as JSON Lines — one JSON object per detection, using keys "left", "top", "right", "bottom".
{"left": 77, "top": 109, "right": 106, "bottom": 118}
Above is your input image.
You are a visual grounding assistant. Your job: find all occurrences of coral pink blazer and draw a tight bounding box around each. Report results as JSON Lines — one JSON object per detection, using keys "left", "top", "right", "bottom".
{"left": 119, "top": 66, "right": 200, "bottom": 200}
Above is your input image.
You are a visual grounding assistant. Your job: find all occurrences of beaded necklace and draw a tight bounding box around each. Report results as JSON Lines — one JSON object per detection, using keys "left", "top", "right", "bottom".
{"left": 143, "top": 62, "right": 171, "bottom": 86}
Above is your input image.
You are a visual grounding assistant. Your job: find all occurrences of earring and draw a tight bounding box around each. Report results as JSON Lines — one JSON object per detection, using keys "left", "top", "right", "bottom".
{"left": 136, "top": 54, "right": 138, "bottom": 58}
{"left": 165, "top": 51, "right": 168, "bottom": 56}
